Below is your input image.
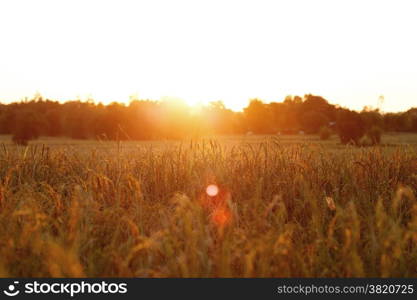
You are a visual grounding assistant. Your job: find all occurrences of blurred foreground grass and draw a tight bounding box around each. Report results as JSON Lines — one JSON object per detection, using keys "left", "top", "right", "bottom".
{"left": 0, "top": 134, "right": 416, "bottom": 277}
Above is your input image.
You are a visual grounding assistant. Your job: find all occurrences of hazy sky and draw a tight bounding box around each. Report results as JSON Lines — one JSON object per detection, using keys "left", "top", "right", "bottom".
{"left": 0, "top": 0, "right": 416, "bottom": 111}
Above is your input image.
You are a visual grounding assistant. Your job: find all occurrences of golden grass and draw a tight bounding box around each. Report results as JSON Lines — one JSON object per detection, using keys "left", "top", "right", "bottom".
{"left": 0, "top": 137, "right": 416, "bottom": 277}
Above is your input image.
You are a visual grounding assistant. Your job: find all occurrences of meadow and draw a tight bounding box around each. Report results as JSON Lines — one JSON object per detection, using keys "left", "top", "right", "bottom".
{"left": 0, "top": 133, "right": 416, "bottom": 277}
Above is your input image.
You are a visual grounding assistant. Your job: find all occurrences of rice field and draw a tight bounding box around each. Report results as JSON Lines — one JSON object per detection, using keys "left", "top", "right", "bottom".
{"left": 0, "top": 133, "right": 416, "bottom": 277}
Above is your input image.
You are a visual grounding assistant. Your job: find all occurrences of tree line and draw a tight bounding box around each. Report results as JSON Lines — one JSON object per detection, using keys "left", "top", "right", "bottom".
{"left": 1, "top": 94, "right": 416, "bottom": 145}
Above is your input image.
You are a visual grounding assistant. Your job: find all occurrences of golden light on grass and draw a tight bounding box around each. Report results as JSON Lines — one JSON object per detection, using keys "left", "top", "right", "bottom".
{"left": 325, "top": 196, "right": 336, "bottom": 211}
{"left": 1, "top": 138, "right": 417, "bottom": 277}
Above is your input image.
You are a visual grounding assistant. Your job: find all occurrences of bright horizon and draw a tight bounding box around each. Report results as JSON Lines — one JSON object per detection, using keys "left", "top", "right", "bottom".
{"left": 0, "top": 0, "right": 416, "bottom": 112}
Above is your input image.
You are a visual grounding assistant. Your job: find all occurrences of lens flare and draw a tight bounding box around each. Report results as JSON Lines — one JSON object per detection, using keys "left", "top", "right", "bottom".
{"left": 211, "top": 207, "right": 231, "bottom": 227}
{"left": 206, "top": 184, "right": 219, "bottom": 197}
{"left": 200, "top": 184, "right": 233, "bottom": 231}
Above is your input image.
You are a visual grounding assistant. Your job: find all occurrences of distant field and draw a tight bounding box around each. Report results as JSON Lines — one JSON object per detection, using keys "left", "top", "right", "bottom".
{"left": 1, "top": 132, "right": 417, "bottom": 149}
{"left": 0, "top": 133, "right": 416, "bottom": 277}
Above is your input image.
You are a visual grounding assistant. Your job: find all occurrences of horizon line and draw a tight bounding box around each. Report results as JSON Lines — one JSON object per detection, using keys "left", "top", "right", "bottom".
{"left": 0, "top": 94, "right": 415, "bottom": 114}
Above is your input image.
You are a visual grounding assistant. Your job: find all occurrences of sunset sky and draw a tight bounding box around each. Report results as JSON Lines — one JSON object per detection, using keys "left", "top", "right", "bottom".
{"left": 0, "top": 0, "right": 416, "bottom": 112}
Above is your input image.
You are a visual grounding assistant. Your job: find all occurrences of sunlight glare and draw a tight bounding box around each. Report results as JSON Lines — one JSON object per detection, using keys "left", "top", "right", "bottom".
{"left": 0, "top": 0, "right": 416, "bottom": 111}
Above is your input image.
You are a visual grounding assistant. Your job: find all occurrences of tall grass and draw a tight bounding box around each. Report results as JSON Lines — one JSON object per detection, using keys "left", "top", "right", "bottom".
{"left": 0, "top": 140, "right": 416, "bottom": 277}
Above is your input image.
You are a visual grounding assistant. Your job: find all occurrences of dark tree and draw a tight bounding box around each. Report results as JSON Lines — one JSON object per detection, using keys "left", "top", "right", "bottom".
{"left": 244, "top": 99, "right": 274, "bottom": 134}
{"left": 300, "top": 111, "right": 329, "bottom": 134}
{"left": 336, "top": 109, "right": 365, "bottom": 145}
{"left": 12, "top": 111, "right": 44, "bottom": 146}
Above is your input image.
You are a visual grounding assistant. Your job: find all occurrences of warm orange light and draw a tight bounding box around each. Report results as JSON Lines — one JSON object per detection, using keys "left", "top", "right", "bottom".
{"left": 206, "top": 184, "right": 219, "bottom": 197}
{"left": 211, "top": 207, "right": 231, "bottom": 227}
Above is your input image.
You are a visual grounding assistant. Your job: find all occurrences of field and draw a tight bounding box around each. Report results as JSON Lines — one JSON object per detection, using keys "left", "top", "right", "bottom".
{"left": 0, "top": 133, "right": 416, "bottom": 277}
